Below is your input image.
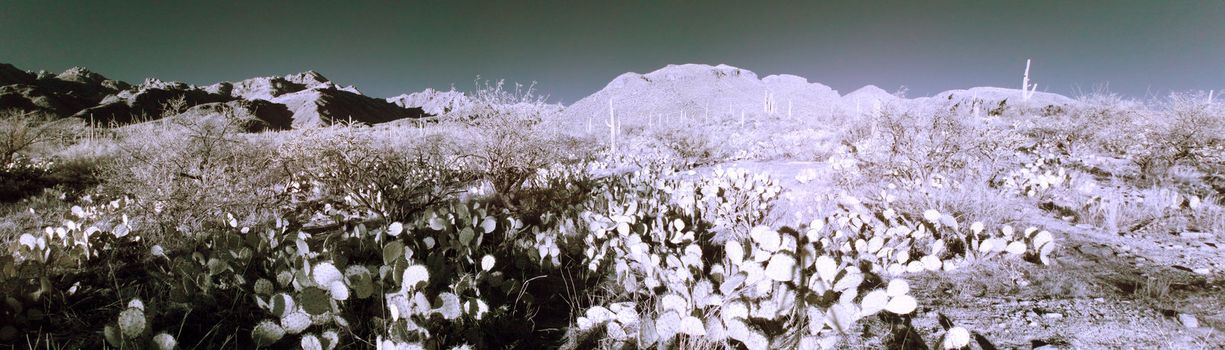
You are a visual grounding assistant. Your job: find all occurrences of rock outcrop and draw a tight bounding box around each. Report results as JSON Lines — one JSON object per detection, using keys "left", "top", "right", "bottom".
{"left": 166, "top": 99, "right": 294, "bottom": 132}
{"left": 387, "top": 88, "right": 471, "bottom": 115}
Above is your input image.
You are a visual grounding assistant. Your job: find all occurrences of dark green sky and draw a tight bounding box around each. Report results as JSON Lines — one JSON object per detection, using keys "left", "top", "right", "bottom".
{"left": 2, "top": 1, "right": 1222, "bottom": 103}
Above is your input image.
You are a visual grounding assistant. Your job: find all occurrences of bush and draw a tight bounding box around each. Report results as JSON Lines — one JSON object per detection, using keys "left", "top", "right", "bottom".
{"left": 0, "top": 109, "right": 81, "bottom": 165}
{"left": 857, "top": 104, "right": 984, "bottom": 183}
{"left": 278, "top": 129, "right": 474, "bottom": 223}
{"left": 101, "top": 117, "right": 286, "bottom": 240}
{"left": 449, "top": 80, "right": 582, "bottom": 211}
{"left": 649, "top": 122, "right": 721, "bottom": 165}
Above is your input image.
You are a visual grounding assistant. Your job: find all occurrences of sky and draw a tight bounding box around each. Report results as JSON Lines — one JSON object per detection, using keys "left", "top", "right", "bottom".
{"left": 1, "top": 1, "right": 1222, "bottom": 103}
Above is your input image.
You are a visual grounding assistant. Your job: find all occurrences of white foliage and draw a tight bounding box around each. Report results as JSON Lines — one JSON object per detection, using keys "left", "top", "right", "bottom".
{"left": 401, "top": 265, "right": 429, "bottom": 291}
{"left": 436, "top": 292, "right": 462, "bottom": 320}
{"left": 661, "top": 294, "right": 688, "bottom": 313}
{"left": 815, "top": 255, "right": 837, "bottom": 282}
{"left": 725, "top": 241, "right": 745, "bottom": 265}
{"left": 680, "top": 316, "right": 707, "bottom": 336}
{"left": 884, "top": 295, "right": 917, "bottom": 314}
{"left": 750, "top": 226, "right": 781, "bottom": 252}
{"left": 859, "top": 289, "right": 889, "bottom": 316}
{"left": 656, "top": 310, "right": 681, "bottom": 340}
{"left": 943, "top": 326, "right": 971, "bottom": 349}
{"left": 886, "top": 279, "right": 910, "bottom": 297}
{"left": 481, "top": 255, "right": 496, "bottom": 271}
{"left": 764, "top": 253, "right": 796, "bottom": 282}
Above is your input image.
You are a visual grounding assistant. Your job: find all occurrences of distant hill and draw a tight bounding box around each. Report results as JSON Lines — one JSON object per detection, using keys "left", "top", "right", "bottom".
{"left": 561, "top": 63, "right": 1079, "bottom": 124}
{"left": 0, "top": 63, "right": 428, "bottom": 130}
{"left": 561, "top": 64, "right": 843, "bottom": 125}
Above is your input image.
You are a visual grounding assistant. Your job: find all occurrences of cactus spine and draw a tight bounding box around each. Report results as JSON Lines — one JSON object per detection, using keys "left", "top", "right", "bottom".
{"left": 1021, "top": 59, "right": 1037, "bottom": 101}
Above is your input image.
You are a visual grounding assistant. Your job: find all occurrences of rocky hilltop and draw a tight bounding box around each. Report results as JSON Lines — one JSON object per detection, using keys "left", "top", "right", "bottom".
{"left": 386, "top": 88, "right": 471, "bottom": 116}
{"left": 0, "top": 63, "right": 428, "bottom": 130}
{"left": 561, "top": 64, "right": 843, "bottom": 125}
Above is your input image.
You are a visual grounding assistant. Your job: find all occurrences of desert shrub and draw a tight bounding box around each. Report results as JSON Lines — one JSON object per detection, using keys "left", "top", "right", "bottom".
{"left": 101, "top": 117, "right": 287, "bottom": 240}
{"left": 1188, "top": 194, "right": 1225, "bottom": 235}
{"left": 857, "top": 105, "right": 982, "bottom": 183}
{"left": 1044, "top": 91, "right": 1222, "bottom": 183}
{"left": 278, "top": 129, "right": 474, "bottom": 223}
{"left": 448, "top": 80, "right": 583, "bottom": 211}
{"left": 0, "top": 110, "right": 95, "bottom": 202}
{"left": 0, "top": 109, "right": 82, "bottom": 165}
{"left": 1150, "top": 92, "right": 1224, "bottom": 173}
{"left": 1022, "top": 92, "right": 1143, "bottom": 160}
{"left": 1071, "top": 181, "right": 1195, "bottom": 235}
{"left": 649, "top": 122, "right": 722, "bottom": 166}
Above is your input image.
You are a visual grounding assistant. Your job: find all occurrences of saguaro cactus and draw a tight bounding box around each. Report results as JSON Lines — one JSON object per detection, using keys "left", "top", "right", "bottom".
{"left": 972, "top": 92, "right": 981, "bottom": 117}
{"left": 606, "top": 98, "right": 619, "bottom": 155}
{"left": 1021, "top": 59, "right": 1037, "bottom": 101}
{"left": 764, "top": 91, "right": 777, "bottom": 115}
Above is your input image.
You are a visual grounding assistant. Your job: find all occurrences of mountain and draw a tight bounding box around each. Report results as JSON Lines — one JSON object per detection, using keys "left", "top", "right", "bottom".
{"left": 0, "top": 65, "right": 129, "bottom": 116}
{"left": 561, "top": 64, "right": 842, "bottom": 125}
{"left": 562, "top": 64, "right": 1080, "bottom": 125}
{"left": 839, "top": 85, "right": 906, "bottom": 115}
{"left": 74, "top": 78, "right": 231, "bottom": 125}
{"left": 0, "top": 63, "right": 36, "bottom": 86}
{"left": 0, "top": 63, "right": 427, "bottom": 130}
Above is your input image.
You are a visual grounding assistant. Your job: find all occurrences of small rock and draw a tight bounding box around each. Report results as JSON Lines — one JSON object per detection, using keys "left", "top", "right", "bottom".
{"left": 1043, "top": 313, "right": 1064, "bottom": 320}
{"left": 1093, "top": 297, "right": 1106, "bottom": 302}
{"left": 1194, "top": 268, "right": 1211, "bottom": 275}
{"left": 1179, "top": 313, "right": 1199, "bottom": 329}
